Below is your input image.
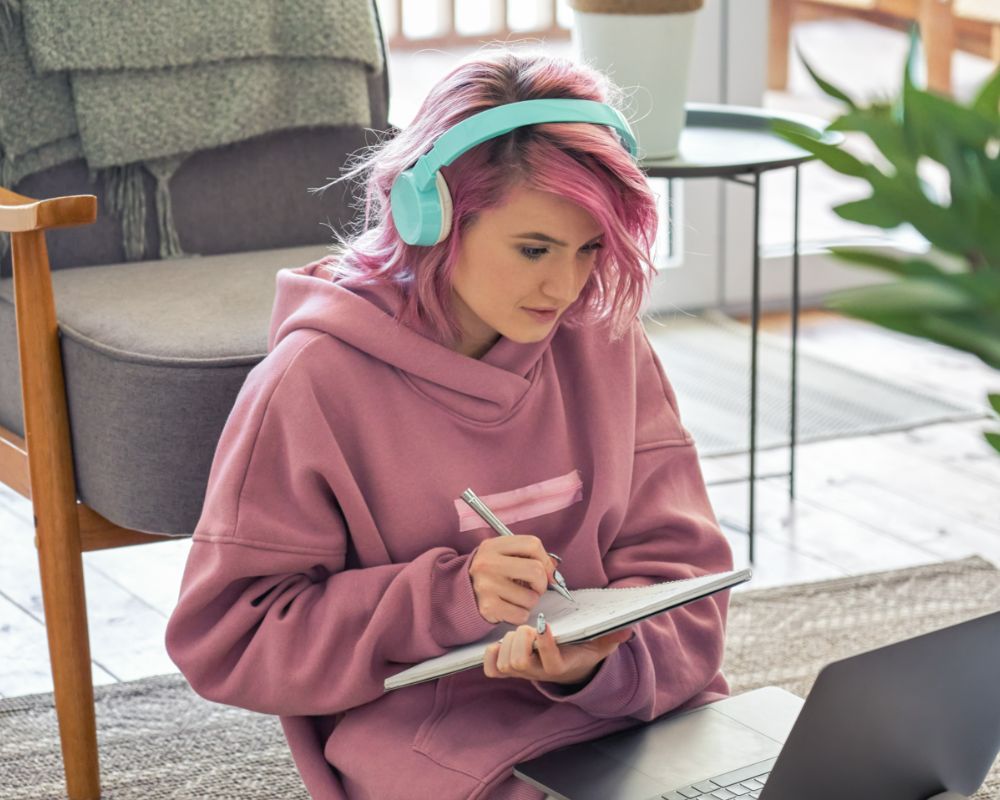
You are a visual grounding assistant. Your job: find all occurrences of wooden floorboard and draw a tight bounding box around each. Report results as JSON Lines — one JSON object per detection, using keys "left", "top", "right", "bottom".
{"left": 0, "top": 310, "right": 997, "bottom": 699}
{"left": 0, "top": 496, "right": 180, "bottom": 694}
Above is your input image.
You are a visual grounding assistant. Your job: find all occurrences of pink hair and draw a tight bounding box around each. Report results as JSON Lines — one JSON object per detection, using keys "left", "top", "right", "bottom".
{"left": 310, "top": 46, "right": 661, "bottom": 347}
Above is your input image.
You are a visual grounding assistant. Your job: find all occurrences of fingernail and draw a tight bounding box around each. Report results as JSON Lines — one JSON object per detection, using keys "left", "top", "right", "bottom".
{"left": 536, "top": 612, "right": 547, "bottom": 634}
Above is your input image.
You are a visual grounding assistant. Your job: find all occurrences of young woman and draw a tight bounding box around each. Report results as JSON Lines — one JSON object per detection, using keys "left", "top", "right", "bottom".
{"left": 165, "top": 48, "right": 735, "bottom": 800}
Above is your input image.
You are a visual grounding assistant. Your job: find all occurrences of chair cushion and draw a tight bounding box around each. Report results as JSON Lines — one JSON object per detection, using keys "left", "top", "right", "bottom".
{"left": 0, "top": 243, "right": 333, "bottom": 535}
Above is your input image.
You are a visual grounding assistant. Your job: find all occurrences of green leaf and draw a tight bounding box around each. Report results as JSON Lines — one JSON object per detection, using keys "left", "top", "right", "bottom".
{"left": 865, "top": 170, "right": 975, "bottom": 255}
{"left": 972, "top": 64, "right": 1000, "bottom": 120}
{"left": 967, "top": 198, "right": 1000, "bottom": 269}
{"left": 821, "top": 308, "right": 940, "bottom": 344}
{"left": 832, "top": 196, "right": 910, "bottom": 229}
{"left": 907, "top": 86, "right": 1000, "bottom": 154}
{"left": 826, "top": 251, "right": 1000, "bottom": 306}
{"left": 921, "top": 313, "right": 1000, "bottom": 370}
{"left": 826, "top": 279, "right": 973, "bottom": 315}
{"left": 989, "top": 393, "right": 1000, "bottom": 416}
{"left": 985, "top": 431, "right": 1000, "bottom": 455}
{"left": 897, "top": 23, "right": 924, "bottom": 139}
{"left": 925, "top": 136, "right": 1000, "bottom": 266}
{"left": 825, "top": 247, "right": 948, "bottom": 279}
{"left": 981, "top": 149, "right": 1000, "bottom": 198}
{"left": 795, "top": 44, "right": 857, "bottom": 109}
{"left": 835, "top": 171, "right": 970, "bottom": 254}
{"left": 769, "top": 119, "right": 872, "bottom": 178}
{"left": 826, "top": 108, "right": 915, "bottom": 171}
{"left": 939, "top": 270, "right": 1000, "bottom": 306}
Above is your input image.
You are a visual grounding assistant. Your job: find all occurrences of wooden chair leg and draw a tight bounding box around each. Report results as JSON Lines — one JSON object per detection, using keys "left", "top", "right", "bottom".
{"left": 35, "top": 504, "right": 101, "bottom": 800}
{"left": 768, "top": 0, "right": 794, "bottom": 91}
{"left": 12, "top": 227, "right": 101, "bottom": 799}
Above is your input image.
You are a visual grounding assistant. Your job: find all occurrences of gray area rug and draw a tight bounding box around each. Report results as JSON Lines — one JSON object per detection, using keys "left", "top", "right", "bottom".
{"left": 2, "top": 556, "right": 999, "bottom": 799}
{"left": 645, "top": 313, "right": 986, "bottom": 457}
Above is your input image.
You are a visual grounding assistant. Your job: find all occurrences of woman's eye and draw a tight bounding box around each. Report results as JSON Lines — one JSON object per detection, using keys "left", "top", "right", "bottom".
{"left": 520, "top": 246, "right": 547, "bottom": 261}
{"left": 519, "top": 243, "right": 602, "bottom": 261}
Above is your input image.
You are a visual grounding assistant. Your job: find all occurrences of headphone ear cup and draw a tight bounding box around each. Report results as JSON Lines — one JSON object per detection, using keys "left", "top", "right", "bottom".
{"left": 434, "top": 171, "right": 453, "bottom": 244}
{"left": 389, "top": 170, "right": 420, "bottom": 245}
{"left": 390, "top": 168, "right": 451, "bottom": 246}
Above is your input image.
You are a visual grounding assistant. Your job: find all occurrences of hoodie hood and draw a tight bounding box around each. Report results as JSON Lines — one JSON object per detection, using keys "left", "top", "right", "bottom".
{"left": 267, "top": 256, "right": 563, "bottom": 424}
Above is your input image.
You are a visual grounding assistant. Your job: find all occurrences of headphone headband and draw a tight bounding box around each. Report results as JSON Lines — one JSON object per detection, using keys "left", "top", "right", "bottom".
{"left": 408, "top": 99, "right": 639, "bottom": 190}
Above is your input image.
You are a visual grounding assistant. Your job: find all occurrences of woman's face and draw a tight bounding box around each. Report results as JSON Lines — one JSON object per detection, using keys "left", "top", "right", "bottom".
{"left": 449, "top": 184, "right": 604, "bottom": 359}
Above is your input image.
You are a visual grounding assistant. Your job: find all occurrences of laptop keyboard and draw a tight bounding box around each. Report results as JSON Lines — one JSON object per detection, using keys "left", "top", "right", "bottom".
{"left": 659, "top": 757, "right": 777, "bottom": 800}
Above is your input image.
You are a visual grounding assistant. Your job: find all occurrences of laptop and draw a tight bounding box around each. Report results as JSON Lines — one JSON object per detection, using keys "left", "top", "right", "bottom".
{"left": 514, "top": 608, "right": 1000, "bottom": 800}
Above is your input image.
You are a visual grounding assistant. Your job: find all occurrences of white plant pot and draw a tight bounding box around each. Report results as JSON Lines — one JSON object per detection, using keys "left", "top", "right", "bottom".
{"left": 570, "top": 9, "right": 700, "bottom": 159}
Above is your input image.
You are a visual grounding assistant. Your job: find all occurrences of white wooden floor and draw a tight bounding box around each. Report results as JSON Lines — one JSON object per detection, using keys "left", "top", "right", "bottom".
{"left": 1, "top": 312, "right": 998, "bottom": 699}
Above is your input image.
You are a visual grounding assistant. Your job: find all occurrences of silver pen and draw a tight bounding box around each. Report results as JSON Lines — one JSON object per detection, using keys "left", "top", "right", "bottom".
{"left": 461, "top": 488, "right": 574, "bottom": 603}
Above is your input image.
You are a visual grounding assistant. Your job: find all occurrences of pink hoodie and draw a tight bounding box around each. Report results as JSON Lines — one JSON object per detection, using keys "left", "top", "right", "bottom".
{"left": 164, "top": 256, "right": 735, "bottom": 800}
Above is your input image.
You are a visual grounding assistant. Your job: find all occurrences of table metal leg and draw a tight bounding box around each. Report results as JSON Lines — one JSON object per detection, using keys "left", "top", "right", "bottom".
{"left": 749, "top": 169, "right": 761, "bottom": 564}
{"left": 790, "top": 164, "right": 801, "bottom": 501}
{"left": 716, "top": 175, "right": 726, "bottom": 311}
{"left": 722, "top": 166, "right": 799, "bottom": 565}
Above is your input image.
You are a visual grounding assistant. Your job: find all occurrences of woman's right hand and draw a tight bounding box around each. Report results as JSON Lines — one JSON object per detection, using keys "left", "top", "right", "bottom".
{"left": 468, "top": 535, "right": 558, "bottom": 625}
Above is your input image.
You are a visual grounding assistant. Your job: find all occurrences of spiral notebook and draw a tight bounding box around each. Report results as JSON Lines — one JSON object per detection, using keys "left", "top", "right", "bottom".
{"left": 384, "top": 567, "right": 752, "bottom": 691}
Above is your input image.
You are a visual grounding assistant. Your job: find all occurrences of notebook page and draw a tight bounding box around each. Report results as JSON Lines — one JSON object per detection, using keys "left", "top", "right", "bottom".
{"left": 533, "top": 571, "right": 735, "bottom": 641}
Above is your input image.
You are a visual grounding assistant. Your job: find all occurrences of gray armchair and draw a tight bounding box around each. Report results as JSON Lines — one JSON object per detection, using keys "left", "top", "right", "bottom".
{"left": 0, "top": 4, "right": 392, "bottom": 798}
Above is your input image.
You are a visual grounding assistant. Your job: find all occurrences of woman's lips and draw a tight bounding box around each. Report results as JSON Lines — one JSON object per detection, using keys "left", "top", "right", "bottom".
{"left": 524, "top": 308, "right": 557, "bottom": 322}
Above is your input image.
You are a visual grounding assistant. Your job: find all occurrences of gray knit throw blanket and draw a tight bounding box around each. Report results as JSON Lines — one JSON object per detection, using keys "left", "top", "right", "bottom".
{"left": 0, "top": 0, "right": 384, "bottom": 264}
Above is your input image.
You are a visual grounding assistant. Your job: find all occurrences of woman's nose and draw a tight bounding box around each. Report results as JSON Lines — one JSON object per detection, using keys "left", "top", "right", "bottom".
{"left": 541, "top": 258, "right": 582, "bottom": 305}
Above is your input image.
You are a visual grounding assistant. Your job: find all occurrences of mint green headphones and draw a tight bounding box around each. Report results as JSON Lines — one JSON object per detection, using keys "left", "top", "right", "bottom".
{"left": 389, "top": 98, "right": 639, "bottom": 247}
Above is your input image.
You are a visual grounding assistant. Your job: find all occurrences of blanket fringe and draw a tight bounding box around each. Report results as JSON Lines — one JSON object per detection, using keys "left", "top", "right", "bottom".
{"left": 146, "top": 156, "right": 187, "bottom": 260}
{"left": 1, "top": 149, "right": 13, "bottom": 266}
{"left": 0, "top": 0, "right": 20, "bottom": 52}
{"left": 1, "top": 158, "right": 189, "bottom": 268}
{"left": 98, "top": 164, "right": 148, "bottom": 262}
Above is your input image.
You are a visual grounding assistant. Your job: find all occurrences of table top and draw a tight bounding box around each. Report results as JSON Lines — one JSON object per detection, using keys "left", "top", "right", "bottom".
{"left": 639, "top": 102, "right": 846, "bottom": 178}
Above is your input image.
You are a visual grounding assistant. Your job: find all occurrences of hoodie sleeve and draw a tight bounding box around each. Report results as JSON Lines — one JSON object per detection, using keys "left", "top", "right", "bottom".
{"left": 530, "top": 323, "right": 734, "bottom": 719}
{"left": 164, "top": 335, "right": 497, "bottom": 718}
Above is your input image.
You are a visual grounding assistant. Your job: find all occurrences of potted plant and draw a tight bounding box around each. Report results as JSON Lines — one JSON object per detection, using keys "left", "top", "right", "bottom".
{"left": 567, "top": 0, "right": 705, "bottom": 159}
{"left": 768, "top": 23, "right": 1000, "bottom": 455}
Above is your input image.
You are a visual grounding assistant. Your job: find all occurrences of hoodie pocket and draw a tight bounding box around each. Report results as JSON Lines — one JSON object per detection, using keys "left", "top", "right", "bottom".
{"left": 454, "top": 469, "right": 583, "bottom": 533}
{"left": 411, "top": 666, "right": 605, "bottom": 784}
{"left": 412, "top": 670, "right": 458, "bottom": 755}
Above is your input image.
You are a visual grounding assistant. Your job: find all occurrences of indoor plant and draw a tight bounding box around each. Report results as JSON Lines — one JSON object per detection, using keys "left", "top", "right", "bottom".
{"left": 769, "top": 23, "right": 1000, "bottom": 454}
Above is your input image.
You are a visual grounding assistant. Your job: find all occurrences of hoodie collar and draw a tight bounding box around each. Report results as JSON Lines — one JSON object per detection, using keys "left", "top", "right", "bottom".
{"left": 268, "top": 258, "right": 561, "bottom": 424}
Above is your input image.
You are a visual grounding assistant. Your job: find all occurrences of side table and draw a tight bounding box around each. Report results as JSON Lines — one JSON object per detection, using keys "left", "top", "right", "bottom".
{"left": 639, "top": 102, "right": 845, "bottom": 564}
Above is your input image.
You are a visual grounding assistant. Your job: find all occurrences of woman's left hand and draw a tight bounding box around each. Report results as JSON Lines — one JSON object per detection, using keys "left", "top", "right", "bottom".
{"left": 483, "top": 622, "right": 635, "bottom": 686}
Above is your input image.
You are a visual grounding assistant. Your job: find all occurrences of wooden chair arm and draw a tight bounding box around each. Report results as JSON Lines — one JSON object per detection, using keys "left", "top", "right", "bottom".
{"left": 0, "top": 186, "right": 97, "bottom": 234}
